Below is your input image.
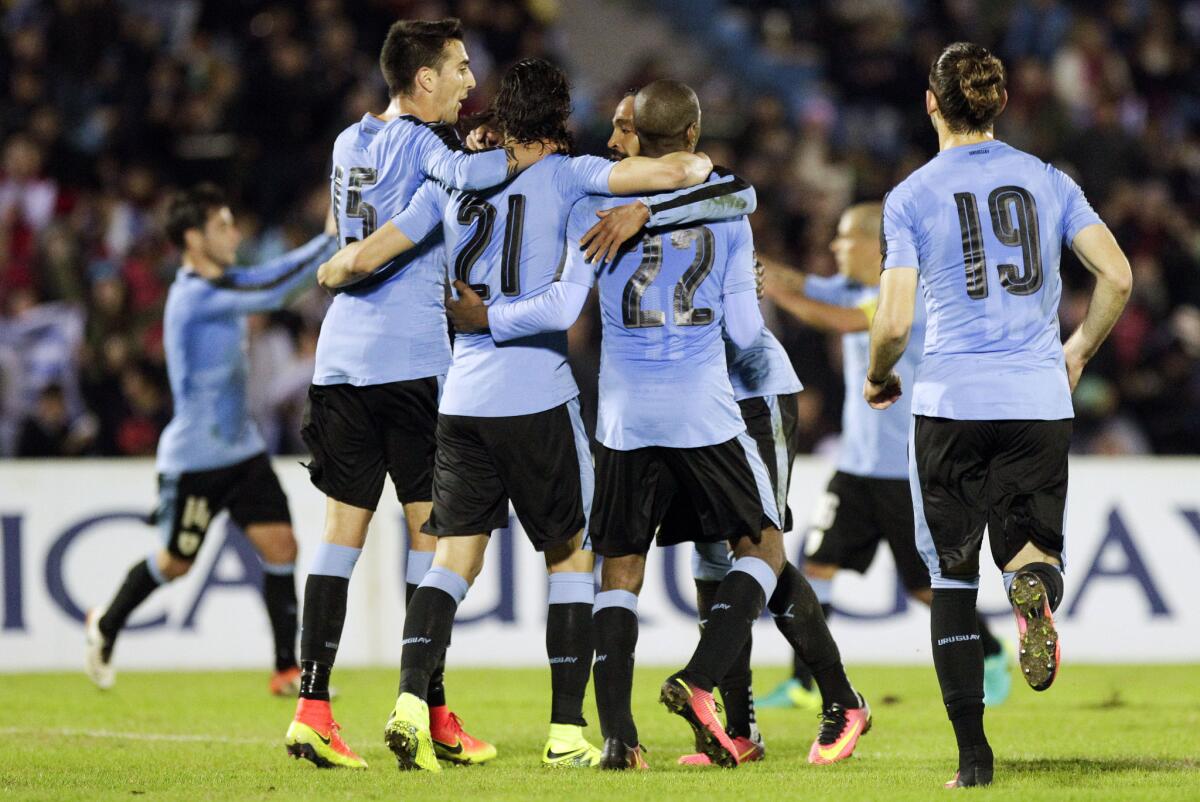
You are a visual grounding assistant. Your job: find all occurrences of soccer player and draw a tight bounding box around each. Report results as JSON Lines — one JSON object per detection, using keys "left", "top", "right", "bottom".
{"left": 758, "top": 203, "right": 1011, "bottom": 709}
{"left": 592, "top": 91, "right": 861, "bottom": 767}
{"left": 318, "top": 59, "right": 719, "bottom": 772}
{"left": 84, "top": 184, "right": 336, "bottom": 697}
{"left": 866, "top": 42, "right": 1131, "bottom": 788}
{"left": 285, "top": 19, "right": 544, "bottom": 771}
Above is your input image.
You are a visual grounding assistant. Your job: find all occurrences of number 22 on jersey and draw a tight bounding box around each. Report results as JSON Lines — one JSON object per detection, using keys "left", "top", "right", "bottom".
{"left": 622, "top": 227, "right": 717, "bottom": 328}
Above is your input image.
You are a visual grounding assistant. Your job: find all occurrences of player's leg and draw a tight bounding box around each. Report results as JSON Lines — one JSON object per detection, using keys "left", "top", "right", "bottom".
{"left": 87, "top": 470, "right": 214, "bottom": 690}
{"left": 989, "top": 419, "right": 1071, "bottom": 693}
{"left": 911, "top": 416, "right": 993, "bottom": 788}
{"left": 286, "top": 384, "right": 389, "bottom": 769}
{"left": 662, "top": 433, "right": 785, "bottom": 768}
{"left": 227, "top": 454, "right": 301, "bottom": 695}
{"left": 588, "top": 442, "right": 661, "bottom": 770}
{"left": 492, "top": 399, "right": 599, "bottom": 767}
{"left": 390, "top": 411, "right": 507, "bottom": 771}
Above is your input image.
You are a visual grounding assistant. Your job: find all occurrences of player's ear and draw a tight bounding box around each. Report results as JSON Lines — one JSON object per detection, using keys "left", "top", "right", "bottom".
{"left": 183, "top": 227, "right": 204, "bottom": 252}
{"left": 686, "top": 122, "right": 700, "bottom": 151}
{"left": 415, "top": 65, "right": 436, "bottom": 95}
{"left": 925, "top": 89, "right": 938, "bottom": 118}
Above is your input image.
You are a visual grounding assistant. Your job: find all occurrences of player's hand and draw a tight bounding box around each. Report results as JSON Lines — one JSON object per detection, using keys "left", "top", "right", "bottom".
{"left": 863, "top": 371, "right": 902, "bottom": 409}
{"left": 446, "top": 279, "right": 489, "bottom": 333}
{"left": 580, "top": 202, "right": 650, "bottom": 264}
{"left": 466, "top": 123, "right": 502, "bottom": 151}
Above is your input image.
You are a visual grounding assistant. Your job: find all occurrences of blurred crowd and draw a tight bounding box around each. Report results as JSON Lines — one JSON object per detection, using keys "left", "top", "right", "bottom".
{"left": 1, "top": 0, "right": 1197, "bottom": 458}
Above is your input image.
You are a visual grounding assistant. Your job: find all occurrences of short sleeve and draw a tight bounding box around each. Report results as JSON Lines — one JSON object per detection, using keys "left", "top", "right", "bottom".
{"left": 881, "top": 186, "right": 921, "bottom": 270}
{"left": 559, "top": 198, "right": 599, "bottom": 288}
{"left": 1053, "top": 168, "right": 1103, "bottom": 247}
{"left": 722, "top": 218, "right": 757, "bottom": 295}
{"left": 390, "top": 181, "right": 448, "bottom": 243}
{"left": 559, "top": 155, "right": 616, "bottom": 197}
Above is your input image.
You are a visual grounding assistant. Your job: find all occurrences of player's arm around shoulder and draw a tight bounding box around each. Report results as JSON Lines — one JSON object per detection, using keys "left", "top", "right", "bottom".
{"left": 722, "top": 217, "right": 765, "bottom": 350}
{"left": 606, "top": 150, "right": 712, "bottom": 196}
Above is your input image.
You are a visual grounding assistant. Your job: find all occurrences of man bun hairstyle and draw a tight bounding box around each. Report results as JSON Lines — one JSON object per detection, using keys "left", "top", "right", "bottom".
{"left": 166, "top": 183, "right": 226, "bottom": 248}
{"left": 380, "top": 18, "right": 464, "bottom": 98}
{"left": 494, "top": 57, "right": 574, "bottom": 152}
{"left": 929, "top": 42, "right": 1006, "bottom": 133}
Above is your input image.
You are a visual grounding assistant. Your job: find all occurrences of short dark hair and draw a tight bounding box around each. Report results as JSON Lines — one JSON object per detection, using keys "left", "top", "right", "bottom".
{"left": 929, "top": 42, "right": 1007, "bottom": 134}
{"left": 494, "top": 58, "right": 574, "bottom": 152}
{"left": 633, "top": 79, "right": 700, "bottom": 155}
{"left": 380, "top": 18, "right": 464, "bottom": 98}
{"left": 165, "top": 183, "right": 226, "bottom": 248}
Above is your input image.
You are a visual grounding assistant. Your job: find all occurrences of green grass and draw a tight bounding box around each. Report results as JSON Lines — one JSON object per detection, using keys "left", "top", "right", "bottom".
{"left": 2, "top": 665, "right": 1198, "bottom": 801}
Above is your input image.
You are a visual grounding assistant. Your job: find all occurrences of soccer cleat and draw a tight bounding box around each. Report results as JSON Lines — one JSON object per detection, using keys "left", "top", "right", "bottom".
{"left": 659, "top": 673, "right": 740, "bottom": 768}
{"left": 598, "top": 737, "right": 649, "bottom": 770}
{"left": 284, "top": 698, "right": 367, "bottom": 769}
{"left": 384, "top": 693, "right": 441, "bottom": 772}
{"left": 270, "top": 666, "right": 302, "bottom": 697}
{"left": 757, "top": 677, "right": 821, "bottom": 711}
{"left": 84, "top": 608, "right": 115, "bottom": 690}
{"left": 542, "top": 723, "right": 601, "bottom": 767}
{"left": 808, "top": 693, "right": 871, "bottom": 765}
{"left": 983, "top": 642, "right": 1013, "bottom": 706}
{"left": 944, "top": 743, "right": 994, "bottom": 788}
{"left": 678, "top": 734, "right": 764, "bottom": 766}
{"left": 1008, "top": 570, "right": 1061, "bottom": 691}
{"left": 430, "top": 705, "right": 497, "bottom": 765}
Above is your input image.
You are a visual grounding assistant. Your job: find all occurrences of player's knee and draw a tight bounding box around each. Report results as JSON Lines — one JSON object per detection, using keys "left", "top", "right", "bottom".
{"left": 433, "top": 536, "right": 487, "bottom": 585}
{"left": 600, "top": 555, "right": 644, "bottom": 594}
{"left": 731, "top": 529, "right": 786, "bottom": 575}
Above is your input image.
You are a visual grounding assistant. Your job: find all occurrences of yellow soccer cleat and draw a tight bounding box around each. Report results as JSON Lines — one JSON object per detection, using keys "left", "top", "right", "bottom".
{"left": 384, "top": 693, "right": 442, "bottom": 772}
{"left": 284, "top": 699, "right": 368, "bottom": 769}
{"left": 541, "top": 723, "right": 600, "bottom": 767}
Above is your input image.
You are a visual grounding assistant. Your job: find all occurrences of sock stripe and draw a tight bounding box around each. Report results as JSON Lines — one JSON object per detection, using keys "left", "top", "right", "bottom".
{"left": 730, "top": 556, "right": 777, "bottom": 600}
{"left": 594, "top": 589, "right": 638, "bottom": 614}
{"left": 406, "top": 550, "right": 435, "bottom": 586}
{"left": 309, "top": 542, "right": 361, "bottom": 579}
{"left": 419, "top": 566, "right": 470, "bottom": 604}
{"left": 548, "top": 571, "right": 595, "bottom": 605}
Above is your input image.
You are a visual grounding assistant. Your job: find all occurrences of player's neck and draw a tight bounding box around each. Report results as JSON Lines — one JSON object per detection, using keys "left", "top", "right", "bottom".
{"left": 938, "top": 128, "right": 994, "bottom": 152}
{"left": 389, "top": 94, "right": 439, "bottom": 124}
{"left": 183, "top": 252, "right": 225, "bottom": 280}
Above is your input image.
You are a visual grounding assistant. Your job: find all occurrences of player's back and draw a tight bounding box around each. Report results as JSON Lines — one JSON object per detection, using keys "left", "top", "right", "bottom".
{"left": 158, "top": 271, "right": 261, "bottom": 473}
{"left": 566, "top": 192, "right": 755, "bottom": 449}
{"left": 398, "top": 152, "right": 615, "bottom": 417}
{"left": 884, "top": 140, "right": 1098, "bottom": 419}
{"left": 316, "top": 114, "right": 457, "bottom": 387}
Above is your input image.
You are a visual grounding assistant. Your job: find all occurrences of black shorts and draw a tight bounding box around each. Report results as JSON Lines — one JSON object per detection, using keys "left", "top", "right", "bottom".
{"left": 156, "top": 453, "right": 290, "bottom": 560}
{"left": 912, "top": 415, "right": 1071, "bottom": 584}
{"left": 657, "top": 393, "right": 799, "bottom": 544}
{"left": 590, "top": 434, "right": 778, "bottom": 559}
{"left": 301, "top": 378, "right": 439, "bottom": 511}
{"left": 422, "top": 399, "right": 591, "bottom": 552}
{"left": 803, "top": 471, "right": 930, "bottom": 592}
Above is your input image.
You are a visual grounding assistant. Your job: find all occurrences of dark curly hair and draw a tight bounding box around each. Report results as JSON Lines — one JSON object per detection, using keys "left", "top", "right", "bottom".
{"left": 165, "top": 183, "right": 226, "bottom": 248}
{"left": 494, "top": 58, "right": 574, "bottom": 153}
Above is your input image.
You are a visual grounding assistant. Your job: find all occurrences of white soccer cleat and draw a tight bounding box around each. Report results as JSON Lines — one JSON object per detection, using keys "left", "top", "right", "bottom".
{"left": 85, "top": 608, "right": 116, "bottom": 690}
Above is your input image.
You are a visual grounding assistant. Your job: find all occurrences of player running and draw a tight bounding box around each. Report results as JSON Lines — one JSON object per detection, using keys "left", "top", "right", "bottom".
{"left": 285, "top": 19, "right": 544, "bottom": 771}
{"left": 84, "top": 184, "right": 336, "bottom": 696}
{"left": 589, "top": 91, "right": 864, "bottom": 767}
{"left": 865, "top": 42, "right": 1131, "bottom": 788}
{"left": 758, "top": 203, "right": 1011, "bottom": 710}
{"left": 318, "top": 59, "right": 723, "bottom": 772}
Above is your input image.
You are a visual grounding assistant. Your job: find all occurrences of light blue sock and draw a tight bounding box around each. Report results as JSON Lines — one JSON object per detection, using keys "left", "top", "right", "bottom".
{"left": 309, "top": 542, "right": 361, "bottom": 579}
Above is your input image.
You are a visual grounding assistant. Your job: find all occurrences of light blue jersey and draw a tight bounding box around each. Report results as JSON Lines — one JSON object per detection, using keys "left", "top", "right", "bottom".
{"left": 157, "top": 234, "right": 336, "bottom": 474}
{"left": 315, "top": 114, "right": 516, "bottom": 387}
{"left": 882, "top": 140, "right": 1101, "bottom": 420}
{"left": 391, "top": 153, "right": 615, "bottom": 417}
{"left": 806, "top": 275, "right": 925, "bottom": 479}
{"left": 560, "top": 188, "right": 758, "bottom": 450}
{"left": 726, "top": 328, "right": 802, "bottom": 402}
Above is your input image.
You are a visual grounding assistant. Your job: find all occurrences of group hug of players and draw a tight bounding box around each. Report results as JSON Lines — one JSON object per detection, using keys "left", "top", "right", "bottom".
{"left": 82, "top": 19, "right": 1132, "bottom": 789}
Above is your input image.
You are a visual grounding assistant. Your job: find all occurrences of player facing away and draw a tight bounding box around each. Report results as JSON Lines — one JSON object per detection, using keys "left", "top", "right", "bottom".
{"left": 84, "top": 184, "right": 336, "bottom": 695}
{"left": 866, "top": 43, "right": 1131, "bottom": 788}
{"left": 592, "top": 89, "right": 863, "bottom": 767}
{"left": 285, "top": 19, "right": 543, "bottom": 770}
{"left": 318, "top": 59, "right": 717, "bottom": 772}
{"left": 759, "top": 203, "right": 1011, "bottom": 709}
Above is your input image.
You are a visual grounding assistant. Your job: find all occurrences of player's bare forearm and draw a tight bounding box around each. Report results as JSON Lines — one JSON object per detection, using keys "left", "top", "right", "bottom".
{"left": 1064, "top": 224, "right": 1133, "bottom": 366}
{"left": 768, "top": 283, "right": 870, "bottom": 334}
{"left": 317, "top": 241, "right": 365, "bottom": 289}
{"left": 607, "top": 151, "right": 712, "bottom": 195}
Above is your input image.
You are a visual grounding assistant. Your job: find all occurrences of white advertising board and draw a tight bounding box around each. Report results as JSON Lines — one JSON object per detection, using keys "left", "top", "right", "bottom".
{"left": 1, "top": 457, "right": 1197, "bottom": 671}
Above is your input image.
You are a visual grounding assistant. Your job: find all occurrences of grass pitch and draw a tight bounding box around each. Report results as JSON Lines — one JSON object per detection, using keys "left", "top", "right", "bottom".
{"left": 3, "top": 664, "right": 1197, "bottom": 801}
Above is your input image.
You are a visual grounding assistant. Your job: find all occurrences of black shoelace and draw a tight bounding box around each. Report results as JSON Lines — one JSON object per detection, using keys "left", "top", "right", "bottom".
{"left": 817, "top": 703, "right": 848, "bottom": 745}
